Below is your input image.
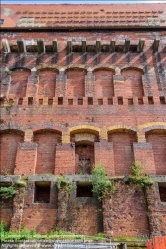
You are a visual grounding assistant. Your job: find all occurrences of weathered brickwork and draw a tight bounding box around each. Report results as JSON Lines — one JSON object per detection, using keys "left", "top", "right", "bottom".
{"left": 0, "top": 3, "right": 166, "bottom": 237}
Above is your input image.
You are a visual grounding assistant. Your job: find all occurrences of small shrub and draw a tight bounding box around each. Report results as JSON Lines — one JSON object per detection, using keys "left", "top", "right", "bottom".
{"left": 56, "top": 175, "right": 74, "bottom": 194}
{"left": 15, "top": 179, "right": 27, "bottom": 188}
{"left": 0, "top": 186, "right": 18, "bottom": 199}
{"left": 129, "top": 162, "right": 154, "bottom": 189}
{"left": 92, "top": 164, "right": 116, "bottom": 202}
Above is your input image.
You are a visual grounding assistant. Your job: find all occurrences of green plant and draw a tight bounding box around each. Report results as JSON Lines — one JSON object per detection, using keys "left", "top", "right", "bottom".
{"left": 91, "top": 164, "right": 116, "bottom": 202}
{"left": 7, "top": 70, "right": 13, "bottom": 75}
{"left": 56, "top": 175, "right": 74, "bottom": 194}
{"left": 15, "top": 180, "right": 27, "bottom": 188}
{"left": 129, "top": 162, "right": 154, "bottom": 189}
{"left": 0, "top": 186, "right": 18, "bottom": 199}
{"left": 3, "top": 103, "right": 12, "bottom": 108}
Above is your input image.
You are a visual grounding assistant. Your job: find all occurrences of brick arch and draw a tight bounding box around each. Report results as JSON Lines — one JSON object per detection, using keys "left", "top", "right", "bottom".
{"left": 121, "top": 67, "right": 144, "bottom": 98}
{"left": 38, "top": 68, "right": 58, "bottom": 98}
{"left": 65, "top": 67, "right": 87, "bottom": 98}
{"left": 34, "top": 129, "right": 62, "bottom": 174}
{"left": 108, "top": 126, "right": 137, "bottom": 176}
{"left": 31, "top": 125, "right": 63, "bottom": 134}
{"left": 0, "top": 122, "right": 25, "bottom": 133}
{"left": 145, "top": 128, "right": 166, "bottom": 175}
{"left": 9, "top": 68, "right": 31, "bottom": 98}
{"left": 139, "top": 122, "right": 166, "bottom": 133}
{"left": 93, "top": 65, "right": 116, "bottom": 72}
{"left": 93, "top": 68, "right": 115, "bottom": 97}
{"left": 69, "top": 125, "right": 100, "bottom": 135}
{"left": 0, "top": 129, "right": 24, "bottom": 174}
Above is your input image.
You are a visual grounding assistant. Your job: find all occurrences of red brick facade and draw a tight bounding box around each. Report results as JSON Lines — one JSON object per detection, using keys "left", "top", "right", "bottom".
{"left": 0, "top": 4, "right": 166, "bottom": 237}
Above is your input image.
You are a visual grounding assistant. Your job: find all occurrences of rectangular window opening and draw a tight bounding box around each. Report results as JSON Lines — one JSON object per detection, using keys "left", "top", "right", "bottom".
{"left": 76, "top": 182, "right": 93, "bottom": 197}
{"left": 158, "top": 183, "right": 166, "bottom": 202}
{"left": 18, "top": 98, "right": 23, "bottom": 105}
{"left": 138, "top": 98, "right": 144, "bottom": 105}
{"left": 108, "top": 98, "right": 113, "bottom": 105}
{"left": 68, "top": 99, "right": 73, "bottom": 105}
{"left": 128, "top": 98, "right": 133, "bottom": 105}
{"left": 0, "top": 98, "right": 5, "bottom": 106}
{"left": 58, "top": 97, "right": 63, "bottom": 105}
{"left": 148, "top": 96, "right": 154, "bottom": 105}
{"left": 39, "top": 99, "right": 43, "bottom": 105}
{"left": 48, "top": 99, "right": 53, "bottom": 105}
{"left": 118, "top": 97, "right": 123, "bottom": 105}
{"left": 34, "top": 182, "right": 51, "bottom": 203}
{"left": 28, "top": 97, "right": 33, "bottom": 106}
{"left": 88, "top": 97, "right": 93, "bottom": 105}
{"left": 98, "top": 99, "right": 103, "bottom": 105}
{"left": 160, "top": 97, "right": 165, "bottom": 105}
{"left": 78, "top": 99, "right": 83, "bottom": 105}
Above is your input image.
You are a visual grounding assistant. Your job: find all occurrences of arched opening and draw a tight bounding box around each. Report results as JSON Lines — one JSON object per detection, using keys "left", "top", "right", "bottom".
{"left": 146, "top": 129, "right": 166, "bottom": 175}
{"left": 0, "top": 130, "right": 24, "bottom": 174}
{"left": 108, "top": 129, "right": 137, "bottom": 175}
{"left": 121, "top": 67, "right": 144, "bottom": 98}
{"left": 94, "top": 68, "right": 114, "bottom": 97}
{"left": 38, "top": 69, "right": 58, "bottom": 98}
{"left": 66, "top": 68, "right": 86, "bottom": 98}
{"left": 9, "top": 68, "right": 31, "bottom": 98}
{"left": 34, "top": 129, "right": 61, "bottom": 174}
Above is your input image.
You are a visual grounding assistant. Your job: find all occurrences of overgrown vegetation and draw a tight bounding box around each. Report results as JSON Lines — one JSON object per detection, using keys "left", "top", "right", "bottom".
{"left": 0, "top": 186, "right": 18, "bottom": 199}
{"left": 129, "top": 162, "right": 154, "bottom": 189}
{"left": 0, "top": 223, "right": 106, "bottom": 242}
{"left": 91, "top": 164, "right": 116, "bottom": 202}
{"left": 7, "top": 70, "right": 13, "bottom": 75}
{"left": 56, "top": 175, "right": 74, "bottom": 194}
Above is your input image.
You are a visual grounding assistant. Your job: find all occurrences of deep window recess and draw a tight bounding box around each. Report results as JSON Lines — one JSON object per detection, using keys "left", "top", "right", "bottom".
{"left": 34, "top": 182, "right": 51, "bottom": 203}
{"left": 158, "top": 183, "right": 166, "bottom": 202}
{"left": 76, "top": 182, "right": 93, "bottom": 197}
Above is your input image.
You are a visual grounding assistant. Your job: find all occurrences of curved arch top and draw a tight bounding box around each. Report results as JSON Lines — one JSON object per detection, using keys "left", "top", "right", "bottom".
{"left": 108, "top": 125, "right": 137, "bottom": 133}
{"left": 121, "top": 65, "right": 144, "bottom": 73}
{"left": 69, "top": 125, "right": 100, "bottom": 134}
{"left": 138, "top": 122, "right": 166, "bottom": 133}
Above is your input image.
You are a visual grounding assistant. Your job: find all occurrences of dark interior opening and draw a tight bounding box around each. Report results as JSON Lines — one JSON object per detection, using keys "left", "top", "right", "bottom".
{"left": 159, "top": 183, "right": 166, "bottom": 202}
{"left": 76, "top": 182, "right": 93, "bottom": 197}
{"left": 34, "top": 182, "right": 51, "bottom": 203}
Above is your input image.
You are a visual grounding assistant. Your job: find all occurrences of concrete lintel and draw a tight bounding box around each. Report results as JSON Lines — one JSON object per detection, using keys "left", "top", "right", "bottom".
{"left": 53, "top": 39, "right": 58, "bottom": 53}
{"left": 123, "top": 38, "right": 130, "bottom": 53}
{"left": 137, "top": 38, "right": 145, "bottom": 52}
{"left": 0, "top": 175, "right": 21, "bottom": 183}
{"left": 2, "top": 38, "right": 11, "bottom": 53}
{"left": 37, "top": 38, "right": 45, "bottom": 54}
{"left": 153, "top": 38, "right": 160, "bottom": 52}
{"left": 17, "top": 39, "right": 26, "bottom": 53}
{"left": 110, "top": 39, "right": 116, "bottom": 53}
{"left": 82, "top": 38, "right": 86, "bottom": 53}
{"left": 96, "top": 38, "right": 101, "bottom": 53}
{"left": 67, "top": 38, "right": 72, "bottom": 53}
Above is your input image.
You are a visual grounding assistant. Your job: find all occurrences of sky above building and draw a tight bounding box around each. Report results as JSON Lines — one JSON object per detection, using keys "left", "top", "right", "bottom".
{"left": 1, "top": 0, "right": 166, "bottom": 4}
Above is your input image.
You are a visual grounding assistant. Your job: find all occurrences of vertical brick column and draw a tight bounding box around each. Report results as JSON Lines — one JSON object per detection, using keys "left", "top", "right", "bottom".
{"left": 113, "top": 74, "right": 124, "bottom": 97}
{"left": 10, "top": 187, "right": 25, "bottom": 231}
{"left": 133, "top": 131, "right": 156, "bottom": 174}
{"left": 26, "top": 69, "right": 39, "bottom": 97}
{"left": 146, "top": 184, "right": 162, "bottom": 236}
{"left": 14, "top": 129, "right": 37, "bottom": 175}
{"left": 55, "top": 132, "right": 75, "bottom": 174}
{"left": 95, "top": 127, "right": 115, "bottom": 176}
{"left": 1, "top": 69, "right": 11, "bottom": 97}
{"left": 57, "top": 187, "right": 69, "bottom": 231}
{"left": 142, "top": 73, "right": 158, "bottom": 97}
{"left": 55, "top": 68, "right": 67, "bottom": 97}
{"left": 85, "top": 68, "right": 95, "bottom": 97}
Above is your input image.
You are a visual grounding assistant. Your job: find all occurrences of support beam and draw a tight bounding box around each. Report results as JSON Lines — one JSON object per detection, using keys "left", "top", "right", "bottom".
{"left": 53, "top": 39, "right": 58, "bottom": 53}
{"left": 37, "top": 38, "right": 45, "bottom": 54}
{"left": 123, "top": 38, "right": 130, "bottom": 53}
{"left": 17, "top": 39, "right": 26, "bottom": 53}
{"left": 2, "top": 38, "right": 11, "bottom": 53}
{"left": 153, "top": 38, "right": 160, "bottom": 52}
{"left": 110, "top": 39, "right": 116, "bottom": 53}
{"left": 67, "top": 38, "right": 72, "bottom": 53}
{"left": 96, "top": 38, "right": 101, "bottom": 53}
{"left": 82, "top": 38, "right": 86, "bottom": 53}
{"left": 137, "top": 38, "right": 145, "bottom": 52}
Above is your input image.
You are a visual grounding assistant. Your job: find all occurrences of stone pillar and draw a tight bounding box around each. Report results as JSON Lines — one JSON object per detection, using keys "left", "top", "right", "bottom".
{"left": 10, "top": 187, "right": 25, "bottom": 231}
{"left": 55, "top": 141, "right": 75, "bottom": 174}
{"left": 0, "top": 69, "right": 11, "bottom": 98}
{"left": 26, "top": 70, "right": 39, "bottom": 97}
{"left": 14, "top": 129, "right": 37, "bottom": 175}
{"left": 55, "top": 68, "right": 67, "bottom": 97}
{"left": 133, "top": 142, "right": 156, "bottom": 175}
{"left": 57, "top": 187, "right": 69, "bottom": 231}
{"left": 146, "top": 184, "right": 162, "bottom": 236}
{"left": 85, "top": 68, "right": 95, "bottom": 97}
